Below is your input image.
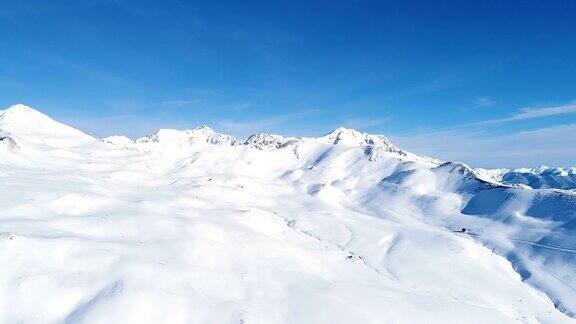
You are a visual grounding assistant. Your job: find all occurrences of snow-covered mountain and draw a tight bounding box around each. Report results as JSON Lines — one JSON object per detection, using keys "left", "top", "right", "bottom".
{"left": 475, "top": 166, "right": 576, "bottom": 191}
{"left": 1, "top": 104, "right": 575, "bottom": 323}
{"left": 501, "top": 167, "right": 576, "bottom": 190}
{"left": 0, "top": 104, "right": 93, "bottom": 148}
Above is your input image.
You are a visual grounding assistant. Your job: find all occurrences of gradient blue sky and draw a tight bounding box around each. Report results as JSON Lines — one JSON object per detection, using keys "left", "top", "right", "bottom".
{"left": 1, "top": 0, "right": 576, "bottom": 167}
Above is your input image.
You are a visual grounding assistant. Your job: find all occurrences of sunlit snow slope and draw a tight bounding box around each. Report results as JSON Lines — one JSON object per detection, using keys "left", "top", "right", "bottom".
{"left": 1, "top": 104, "right": 575, "bottom": 323}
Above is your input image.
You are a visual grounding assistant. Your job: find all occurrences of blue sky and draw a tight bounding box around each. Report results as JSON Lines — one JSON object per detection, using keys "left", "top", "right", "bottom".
{"left": 1, "top": 0, "right": 576, "bottom": 167}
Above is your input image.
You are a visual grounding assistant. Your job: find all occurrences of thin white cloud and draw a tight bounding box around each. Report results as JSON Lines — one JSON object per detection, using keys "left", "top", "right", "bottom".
{"left": 472, "top": 96, "right": 495, "bottom": 108}
{"left": 218, "top": 117, "right": 286, "bottom": 135}
{"left": 36, "top": 54, "right": 125, "bottom": 85}
{"left": 386, "top": 75, "right": 459, "bottom": 100}
{"left": 61, "top": 114, "right": 197, "bottom": 139}
{"left": 391, "top": 123, "right": 576, "bottom": 168}
{"left": 217, "top": 110, "right": 317, "bottom": 137}
{"left": 476, "top": 102, "right": 576, "bottom": 125}
{"left": 341, "top": 116, "right": 392, "bottom": 130}
{"left": 230, "top": 102, "right": 252, "bottom": 112}
{"left": 160, "top": 99, "right": 203, "bottom": 108}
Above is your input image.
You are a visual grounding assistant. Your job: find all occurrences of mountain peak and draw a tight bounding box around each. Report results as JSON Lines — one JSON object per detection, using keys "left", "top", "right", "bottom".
{"left": 0, "top": 104, "right": 93, "bottom": 147}
{"left": 1, "top": 104, "right": 53, "bottom": 123}
{"left": 244, "top": 133, "right": 296, "bottom": 150}
{"left": 532, "top": 165, "right": 550, "bottom": 173}
{"left": 193, "top": 125, "right": 214, "bottom": 131}
{"left": 136, "top": 125, "right": 239, "bottom": 146}
{"left": 323, "top": 127, "right": 396, "bottom": 147}
{"left": 324, "top": 127, "right": 363, "bottom": 141}
{"left": 4, "top": 103, "right": 38, "bottom": 112}
{"left": 5, "top": 103, "right": 36, "bottom": 111}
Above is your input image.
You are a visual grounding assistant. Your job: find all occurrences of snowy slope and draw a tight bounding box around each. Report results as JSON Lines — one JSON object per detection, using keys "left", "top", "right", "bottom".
{"left": 1, "top": 104, "right": 575, "bottom": 323}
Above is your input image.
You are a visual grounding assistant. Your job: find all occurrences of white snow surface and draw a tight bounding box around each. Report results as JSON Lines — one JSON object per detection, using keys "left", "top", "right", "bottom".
{"left": 1, "top": 104, "right": 575, "bottom": 323}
